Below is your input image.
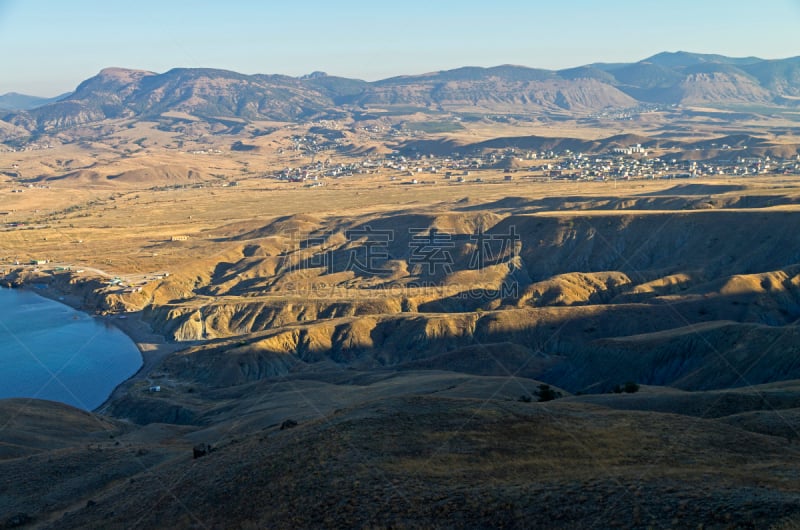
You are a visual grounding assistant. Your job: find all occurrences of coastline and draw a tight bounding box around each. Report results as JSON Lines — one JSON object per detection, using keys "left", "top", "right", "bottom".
{"left": 5, "top": 275, "right": 185, "bottom": 414}
{"left": 92, "top": 309, "right": 186, "bottom": 414}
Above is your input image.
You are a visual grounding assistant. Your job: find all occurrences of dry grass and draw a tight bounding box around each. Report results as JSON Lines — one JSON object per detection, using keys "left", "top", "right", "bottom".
{"left": 4, "top": 117, "right": 800, "bottom": 527}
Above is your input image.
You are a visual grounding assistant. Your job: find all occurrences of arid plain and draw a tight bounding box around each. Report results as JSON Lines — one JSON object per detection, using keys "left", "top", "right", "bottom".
{"left": 4, "top": 59, "right": 800, "bottom": 528}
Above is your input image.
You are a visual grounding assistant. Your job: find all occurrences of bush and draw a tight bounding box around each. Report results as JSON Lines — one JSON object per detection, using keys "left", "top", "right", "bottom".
{"left": 624, "top": 381, "right": 640, "bottom": 394}
{"left": 280, "top": 419, "right": 298, "bottom": 430}
{"left": 536, "top": 384, "right": 562, "bottom": 402}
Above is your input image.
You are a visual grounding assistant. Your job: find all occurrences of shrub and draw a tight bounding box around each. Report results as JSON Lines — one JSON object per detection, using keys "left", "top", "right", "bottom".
{"left": 536, "top": 384, "right": 561, "bottom": 402}
{"left": 280, "top": 419, "right": 298, "bottom": 430}
{"left": 624, "top": 381, "right": 640, "bottom": 394}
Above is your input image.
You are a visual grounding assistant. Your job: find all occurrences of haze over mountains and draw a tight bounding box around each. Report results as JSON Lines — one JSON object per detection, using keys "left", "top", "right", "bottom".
{"left": 3, "top": 51, "right": 800, "bottom": 136}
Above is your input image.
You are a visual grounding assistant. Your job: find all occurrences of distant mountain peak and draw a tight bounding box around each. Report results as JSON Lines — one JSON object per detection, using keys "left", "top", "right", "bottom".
{"left": 96, "top": 67, "right": 157, "bottom": 80}
{"left": 300, "top": 71, "right": 329, "bottom": 79}
{"left": 0, "top": 92, "right": 68, "bottom": 111}
{"left": 644, "top": 51, "right": 764, "bottom": 68}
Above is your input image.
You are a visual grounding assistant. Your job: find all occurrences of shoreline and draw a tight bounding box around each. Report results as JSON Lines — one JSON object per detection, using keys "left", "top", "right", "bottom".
{"left": 5, "top": 278, "right": 186, "bottom": 415}
{"left": 92, "top": 309, "right": 187, "bottom": 415}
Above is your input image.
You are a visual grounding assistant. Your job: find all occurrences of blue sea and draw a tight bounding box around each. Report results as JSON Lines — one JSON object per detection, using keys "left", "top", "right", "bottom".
{"left": 0, "top": 287, "right": 142, "bottom": 410}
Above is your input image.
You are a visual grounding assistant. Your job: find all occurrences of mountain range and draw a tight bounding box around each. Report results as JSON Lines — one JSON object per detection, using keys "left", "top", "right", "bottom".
{"left": 3, "top": 51, "right": 800, "bottom": 136}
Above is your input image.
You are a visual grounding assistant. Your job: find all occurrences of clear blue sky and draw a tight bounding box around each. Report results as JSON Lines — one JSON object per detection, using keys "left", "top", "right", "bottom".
{"left": 2, "top": 0, "right": 800, "bottom": 96}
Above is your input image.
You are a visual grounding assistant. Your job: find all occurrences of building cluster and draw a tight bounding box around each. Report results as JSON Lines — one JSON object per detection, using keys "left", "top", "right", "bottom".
{"left": 269, "top": 143, "right": 800, "bottom": 184}
{"left": 274, "top": 159, "right": 372, "bottom": 182}
{"left": 0, "top": 142, "right": 54, "bottom": 152}
{"left": 551, "top": 152, "right": 800, "bottom": 180}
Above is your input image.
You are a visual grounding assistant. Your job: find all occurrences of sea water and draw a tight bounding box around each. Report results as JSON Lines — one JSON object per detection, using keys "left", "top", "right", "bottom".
{"left": 0, "top": 287, "right": 142, "bottom": 410}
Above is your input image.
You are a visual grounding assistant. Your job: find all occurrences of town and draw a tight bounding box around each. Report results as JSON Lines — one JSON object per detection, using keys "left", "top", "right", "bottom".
{"left": 269, "top": 137, "right": 800, "bottom": 184}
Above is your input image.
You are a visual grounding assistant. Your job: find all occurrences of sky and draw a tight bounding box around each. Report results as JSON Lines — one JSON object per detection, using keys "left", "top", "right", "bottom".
{"left": 1, "top": 0, "right": 800, "bottom": 96}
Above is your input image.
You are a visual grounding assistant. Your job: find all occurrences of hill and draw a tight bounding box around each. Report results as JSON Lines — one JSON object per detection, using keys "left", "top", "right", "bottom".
{"left": 5, "top": 383, "right": 800, "bottom": 528}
